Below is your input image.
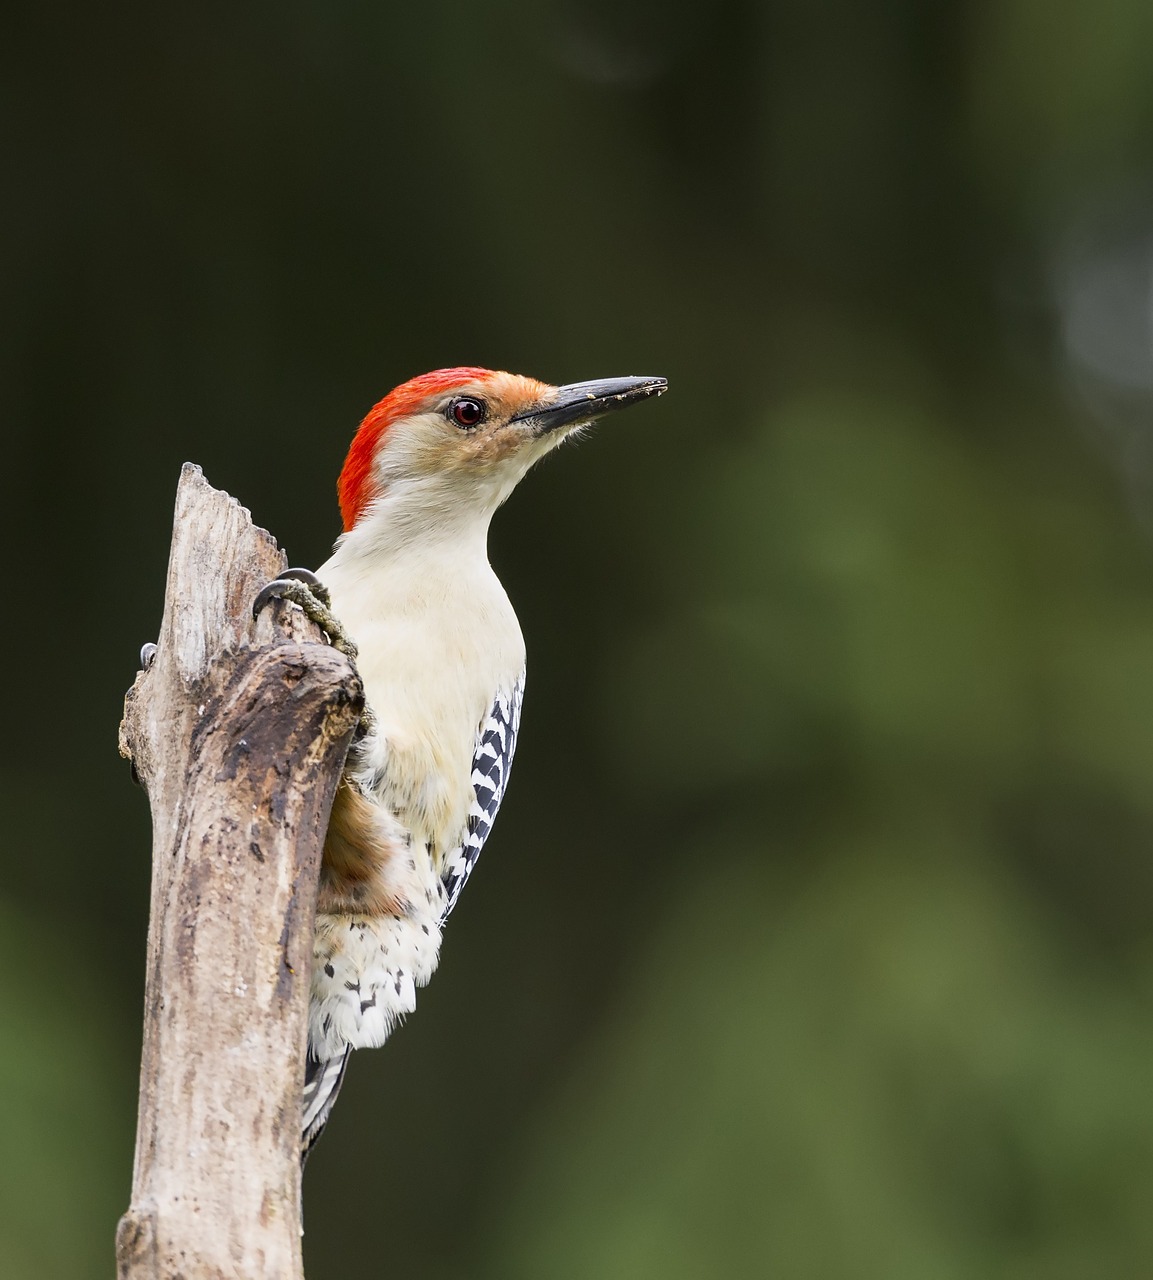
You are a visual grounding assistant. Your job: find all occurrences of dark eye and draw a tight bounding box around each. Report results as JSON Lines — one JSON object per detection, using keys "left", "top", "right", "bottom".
{"left": 449, "top": 397, "right": 486, "bottom": 429}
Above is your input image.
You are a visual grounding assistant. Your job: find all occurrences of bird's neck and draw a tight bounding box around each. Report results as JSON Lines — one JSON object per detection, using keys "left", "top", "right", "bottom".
{"left": 320, "top": 489, "right": 503, "bottom": 611}
{"left": 331, "top": 482, "right": 494, "bottom": 569}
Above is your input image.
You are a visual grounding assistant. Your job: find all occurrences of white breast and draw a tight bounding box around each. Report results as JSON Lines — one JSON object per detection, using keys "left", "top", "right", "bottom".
{"left": 319, "top": 533, "right": 526, "bottom": 852}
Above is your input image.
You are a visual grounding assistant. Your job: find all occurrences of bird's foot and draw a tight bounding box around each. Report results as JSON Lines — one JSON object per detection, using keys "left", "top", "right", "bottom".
{"left": 253, "top": 567, "right": 358, "bottom": 662}
{"left": 253, "top": 569, "right": 377, "bottom": 739}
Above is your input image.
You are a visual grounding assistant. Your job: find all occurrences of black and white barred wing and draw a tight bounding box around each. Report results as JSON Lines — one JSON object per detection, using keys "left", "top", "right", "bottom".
{"left": 440, "top": 669, "right": 525, "bottom": 921}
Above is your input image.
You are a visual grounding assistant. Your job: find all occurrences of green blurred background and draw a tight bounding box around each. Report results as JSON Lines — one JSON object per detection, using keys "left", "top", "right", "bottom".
{"left": 6, "top": 1, "right": 1153, "bottom": 1276}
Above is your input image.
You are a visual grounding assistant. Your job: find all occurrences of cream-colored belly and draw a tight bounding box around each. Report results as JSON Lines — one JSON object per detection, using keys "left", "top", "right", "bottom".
{"left": 309, "top": 548, "right": 525, "bottom": 1057}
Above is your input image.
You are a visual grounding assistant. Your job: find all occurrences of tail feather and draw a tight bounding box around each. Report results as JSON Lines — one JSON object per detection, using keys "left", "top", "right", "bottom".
{"left": 302, "top": 1047, "right": 351, "bottom": 1158}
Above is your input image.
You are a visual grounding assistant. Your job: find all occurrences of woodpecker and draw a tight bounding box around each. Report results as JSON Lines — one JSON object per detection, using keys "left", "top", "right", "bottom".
{"left": 256, "top": 367, "right": 666, "bottom": 1153}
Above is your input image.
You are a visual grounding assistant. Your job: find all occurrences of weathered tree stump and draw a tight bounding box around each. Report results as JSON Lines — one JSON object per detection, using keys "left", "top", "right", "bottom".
{"left": 116, "top": 464, "right": 361, "bottom": 1279}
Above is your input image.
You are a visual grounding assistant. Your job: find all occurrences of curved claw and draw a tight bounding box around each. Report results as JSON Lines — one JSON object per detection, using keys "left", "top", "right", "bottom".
{"left": 140, "top": 642, "right": 158, "bottom": 670}
{"left": 253, "top": 578, "right": 291, "bottom": 620}
{"left": 253, "top": 568, "right": 331, "bottom": 619}
{"left": 252, "top": 574, "right": 358, "bottom": 662}
{"left": 279, "top": 567, "right": 331, "bottom": 607}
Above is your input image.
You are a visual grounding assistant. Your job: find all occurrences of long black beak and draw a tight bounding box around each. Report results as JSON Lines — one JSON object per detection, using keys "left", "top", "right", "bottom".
{"left": 511, "top": 375, "right": 667, "bottom": 435}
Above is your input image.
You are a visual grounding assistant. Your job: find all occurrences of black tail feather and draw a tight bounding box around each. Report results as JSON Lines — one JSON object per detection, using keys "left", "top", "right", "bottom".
{"left": 302, "top": 1047, "right": 352, "bottom": 1160}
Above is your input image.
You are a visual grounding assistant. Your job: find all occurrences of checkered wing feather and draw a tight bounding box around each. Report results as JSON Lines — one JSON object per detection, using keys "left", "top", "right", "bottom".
{"left": 440, "top": 670, "right": 525, "bottom": 922}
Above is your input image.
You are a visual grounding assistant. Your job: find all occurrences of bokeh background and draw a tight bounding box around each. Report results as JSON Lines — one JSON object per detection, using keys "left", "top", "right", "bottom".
{"left": 6, "top": 2, "right": 1153, "bottom": 1276}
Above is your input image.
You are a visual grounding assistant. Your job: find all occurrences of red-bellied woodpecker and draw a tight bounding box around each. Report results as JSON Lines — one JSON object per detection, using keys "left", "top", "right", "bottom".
{"left": 256, "top": 367, "right": 667, "bottom": 1153}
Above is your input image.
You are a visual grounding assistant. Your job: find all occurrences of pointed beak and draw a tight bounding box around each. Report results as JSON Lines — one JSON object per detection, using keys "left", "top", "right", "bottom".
{"left": 511, "top": 375, "right": 668, "bottom": 435}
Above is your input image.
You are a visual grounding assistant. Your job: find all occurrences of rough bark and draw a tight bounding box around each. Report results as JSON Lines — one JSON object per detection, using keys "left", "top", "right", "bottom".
{"left": 116, "top": 464, "right": 361, "bottom": 1280}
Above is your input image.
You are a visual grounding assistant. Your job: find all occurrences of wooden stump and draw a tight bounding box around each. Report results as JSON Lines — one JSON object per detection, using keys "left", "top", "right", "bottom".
{"left": 116, "top": 464, "right": 360, "bottom": 1279}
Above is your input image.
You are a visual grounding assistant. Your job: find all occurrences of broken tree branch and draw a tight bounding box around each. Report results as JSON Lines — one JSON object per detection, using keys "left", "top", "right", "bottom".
{"left": 116, "top": 464, "right": 361, "bottom": 1280}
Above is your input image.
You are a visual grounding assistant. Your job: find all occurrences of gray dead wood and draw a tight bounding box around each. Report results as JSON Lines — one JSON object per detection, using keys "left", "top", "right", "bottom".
{"left": 116, "top": 464, "right": 361, "bottom": 1280}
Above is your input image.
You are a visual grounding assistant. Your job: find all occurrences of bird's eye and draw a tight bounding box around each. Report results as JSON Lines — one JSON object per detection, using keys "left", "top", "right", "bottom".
{"left": 449, "top": 397, "right": 486, "bottom": 429}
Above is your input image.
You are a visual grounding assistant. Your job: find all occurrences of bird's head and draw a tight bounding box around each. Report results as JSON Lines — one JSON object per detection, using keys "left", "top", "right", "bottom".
{"left": 337, "top": 367, "right": 666, "bottom": 534}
